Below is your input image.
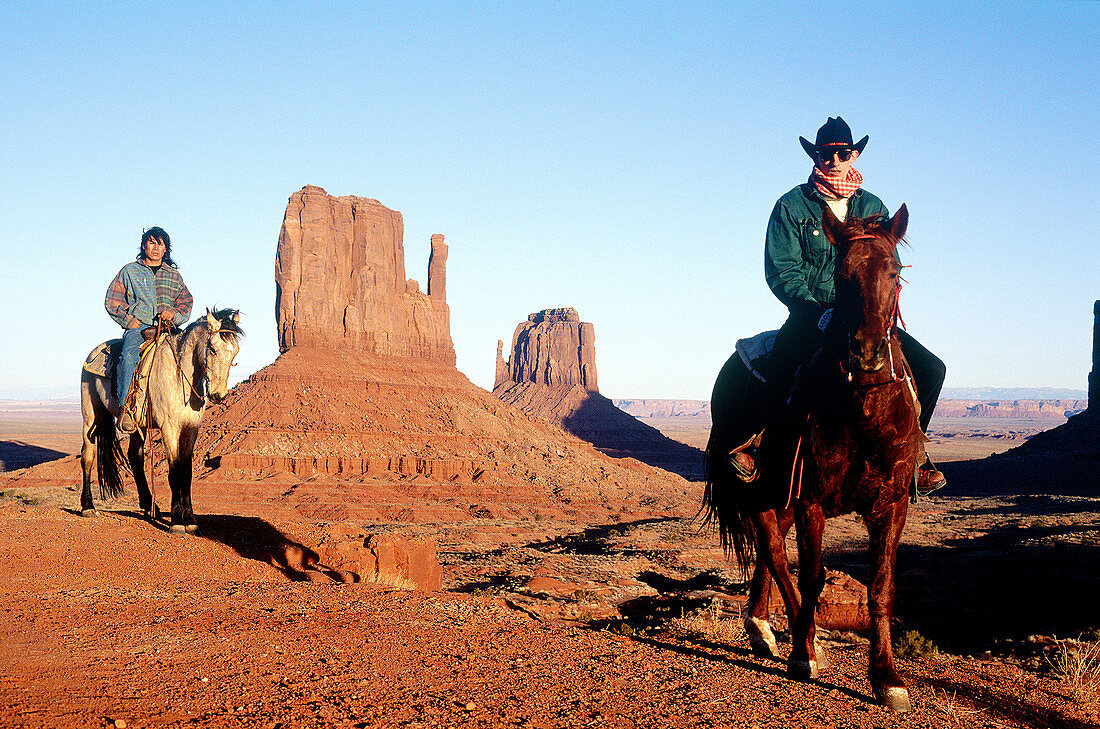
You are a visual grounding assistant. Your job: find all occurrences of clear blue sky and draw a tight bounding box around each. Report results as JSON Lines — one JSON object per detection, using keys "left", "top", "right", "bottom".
{"left": 1, "top": 1, "right": 1096, "bottom": 400}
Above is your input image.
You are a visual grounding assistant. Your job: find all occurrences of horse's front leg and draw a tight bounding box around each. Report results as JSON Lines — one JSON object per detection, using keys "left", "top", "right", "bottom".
{"left": 750, "top": 508, "right": 803, "bottom": 659}
{"left": 745, "top": 507, "right": 795, "bottom": 659}
{"left": 128, "top": 433, "right": 155, "bottom": 521}
{"left": 789, "top": 503, "right": 826, "bottom": 681}
{"left": 867, "top": 495, "right": 910, "bottom": 712}
{"left": 165, "top": 425, "right": 200, "bottom": 535}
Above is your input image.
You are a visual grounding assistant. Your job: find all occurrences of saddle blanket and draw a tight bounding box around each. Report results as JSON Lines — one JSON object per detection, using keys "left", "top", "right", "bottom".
{"left": 83, "top": 339, "right": 122, "bottom": 379}
{"left": 736, "top": 329, "right": 778, "bottom": 383}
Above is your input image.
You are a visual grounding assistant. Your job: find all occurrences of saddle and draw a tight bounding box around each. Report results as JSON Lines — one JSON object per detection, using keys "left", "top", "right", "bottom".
{"left": 82, "top": 339, "right": 122, "bottom": 381}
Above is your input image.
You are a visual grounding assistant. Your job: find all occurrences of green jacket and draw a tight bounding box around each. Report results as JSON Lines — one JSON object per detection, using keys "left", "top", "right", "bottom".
{"left": 764, "top": 183, "right": 888, "bottom": 311}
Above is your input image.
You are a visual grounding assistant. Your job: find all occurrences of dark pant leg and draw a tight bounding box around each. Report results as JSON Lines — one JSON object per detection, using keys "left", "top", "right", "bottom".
{"left": 766, "top": 310, "right": 823, "bottom": 397}
{"left": 897, "top": 330, "right": 946, "bottom": 432}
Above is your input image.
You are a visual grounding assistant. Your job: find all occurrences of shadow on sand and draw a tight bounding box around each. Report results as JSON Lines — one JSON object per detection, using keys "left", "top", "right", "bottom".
{"left": 0, "top": 441, "right": 69, "bottom": 471}
{"left": 559, "top": 394, "right": 706, "bottom": 481}
{"left": 195, "top": 514, "right": 344, "bottom": 583}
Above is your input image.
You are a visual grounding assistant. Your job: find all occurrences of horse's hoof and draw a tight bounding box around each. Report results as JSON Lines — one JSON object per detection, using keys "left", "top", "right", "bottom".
{"left": 749, "top": 636, "right": 780, "bottom": 659}
{"left": 184, "top": 524, "right": 200, "bottom": 535}
{"left": 80, "top": 509, "right": 98, "bottom": 518}
{"left": 877, "top": 686, "right": 911, "bottom": 713}
{"left": 787, "top": 658, "right": 818, "bottom": 682}
{"left": 169, "top": 524, "right": 188, "bottom": 535}
{"left": 745, "top": 617, "right": 781, "bottom": 659}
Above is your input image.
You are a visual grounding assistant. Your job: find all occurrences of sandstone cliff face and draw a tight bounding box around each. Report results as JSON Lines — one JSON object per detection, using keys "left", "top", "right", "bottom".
{"left": 495, "top": 307, "right": 597, "bottom": 391}
{"left": 275, "top": 186, "right": 454, "bottom": 364}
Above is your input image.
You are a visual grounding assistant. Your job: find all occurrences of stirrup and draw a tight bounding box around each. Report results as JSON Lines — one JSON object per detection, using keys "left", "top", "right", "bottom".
{"left": 727, "top": 430, "right": 764, "bottom": 483}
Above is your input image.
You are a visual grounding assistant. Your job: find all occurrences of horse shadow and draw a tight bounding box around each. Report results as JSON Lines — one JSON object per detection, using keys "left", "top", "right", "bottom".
{"left": 0, "top": 441, "right": 69, "bottom": 471}
{"left": 194, "top": 514, "right": 344, "bottom": 583}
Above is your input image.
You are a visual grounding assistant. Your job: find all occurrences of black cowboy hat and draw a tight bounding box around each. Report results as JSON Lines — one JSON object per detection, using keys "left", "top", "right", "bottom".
{"left": 799, "top": 116, "right": 869, "bottom": 159}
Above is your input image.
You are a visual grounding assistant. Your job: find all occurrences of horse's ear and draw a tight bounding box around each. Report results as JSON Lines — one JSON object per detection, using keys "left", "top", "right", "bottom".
{"left": 205, "top": 309, "right": 220, "bottom": 331}
{"left": 821, "top": 206, "right": 844, "bottom": 248}
{"left": 889, "top": 203, "right": 909, "bottom": 241}
{"left": 231, "top": 311, "right": 240, "bottom": 325}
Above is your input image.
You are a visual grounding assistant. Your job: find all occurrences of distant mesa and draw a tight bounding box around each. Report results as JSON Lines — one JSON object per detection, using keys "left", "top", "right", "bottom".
{"left": 494, "top": 307, "right": 597, "bottom": 391}
{"left": 940, "top": 299, "right": 1099, "bottom": 495}
{"left": 494, "top": 307, "right": 703, "bottom": 479}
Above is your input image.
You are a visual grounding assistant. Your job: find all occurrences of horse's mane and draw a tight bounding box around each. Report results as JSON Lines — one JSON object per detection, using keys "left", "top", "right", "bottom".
{"left": 176, "top": 308, "right": 244, "bottom": 359}
{"left": 834, "top": 213, "right": 909, "bottom": 249}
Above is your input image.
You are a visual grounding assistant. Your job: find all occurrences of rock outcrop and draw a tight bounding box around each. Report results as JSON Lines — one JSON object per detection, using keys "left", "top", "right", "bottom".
{"left": 495, "top": 307, "right": 596, "bottom": 391}
{"left": 275, "top": 186, "right": 454, "bottom": 364}
{"left": 180, "top": 190, "right": 695, "bottom": 521}
{"left": 494, "top": 308, "right": 703, "bottom": 479}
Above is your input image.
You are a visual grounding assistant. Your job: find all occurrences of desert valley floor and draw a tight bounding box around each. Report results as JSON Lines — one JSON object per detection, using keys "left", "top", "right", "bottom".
{"left": 0, "top": 399, "right": 1097, "bottom": 728}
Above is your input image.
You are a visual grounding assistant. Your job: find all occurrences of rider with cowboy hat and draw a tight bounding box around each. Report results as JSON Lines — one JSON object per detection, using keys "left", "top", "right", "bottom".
{"left": 732, "top": 117, "right": 947, "bottom": 494}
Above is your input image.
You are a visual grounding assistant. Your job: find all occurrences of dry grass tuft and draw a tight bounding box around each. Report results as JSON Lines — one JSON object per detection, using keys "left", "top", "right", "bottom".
{"left": 1047, "top": 639, "right": 1100, "bottom": 703}
{"left": 926, "top": 688, "right": 983, "bottom": 728}
{"left": 668, "top": 599, "right": 744, "bottom": 644}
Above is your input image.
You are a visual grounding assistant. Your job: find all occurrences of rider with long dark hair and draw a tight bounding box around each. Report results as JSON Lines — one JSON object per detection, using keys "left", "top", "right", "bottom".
{"left": 104, "top": 226, "right": 193, "bottom": 431}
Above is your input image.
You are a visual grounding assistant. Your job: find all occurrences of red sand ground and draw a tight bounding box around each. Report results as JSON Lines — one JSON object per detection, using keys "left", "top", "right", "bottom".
{"left": 0, "top": 398, "right": 1098, "bottom": 728}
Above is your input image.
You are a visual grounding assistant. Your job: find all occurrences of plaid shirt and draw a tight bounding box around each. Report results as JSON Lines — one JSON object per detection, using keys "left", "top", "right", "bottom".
{"left": 104, "top": 260, "right": 193, "bottom": 328}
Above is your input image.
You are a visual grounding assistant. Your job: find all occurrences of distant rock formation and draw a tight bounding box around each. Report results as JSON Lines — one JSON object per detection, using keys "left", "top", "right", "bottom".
{"left": 179, "top": 190, "right": 694, "bottom": 521}
{"left": 494, "top": 308, "right": 702, "bottom": 479}
{"left": 615, "top": 400, "right": 711, "bottom": 419}
{"left": 275, "top": 185, "right": 454, "bottom": 364}
{"left": 1090, "top": 300, "right": 1099, "bottom": 413}
{"left": 932, "top": 400, "right": 1087, "bottom": 419}
{"left": 495, "top": 307, "right": 597, "bottom": 391}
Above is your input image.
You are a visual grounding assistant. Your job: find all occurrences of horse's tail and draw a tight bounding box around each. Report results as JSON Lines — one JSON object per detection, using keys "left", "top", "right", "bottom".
{"left": 700, "top": 349, "right": 768, "bottom": 577}
{"left": 701, "top": 438, "right": 758, "bottom": 576}
{"left": 94, "top": 414, "right": 126, "bottom": 501}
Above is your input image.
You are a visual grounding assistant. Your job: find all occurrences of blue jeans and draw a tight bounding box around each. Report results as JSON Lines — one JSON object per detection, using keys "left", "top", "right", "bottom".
{"left": 116, "top": 327, "right": 145, "bottom": 407}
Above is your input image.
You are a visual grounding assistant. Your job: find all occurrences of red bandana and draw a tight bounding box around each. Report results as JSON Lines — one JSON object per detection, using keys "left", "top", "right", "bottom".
{"left": 810, "top": 165, "right": 863, "bottom": 199}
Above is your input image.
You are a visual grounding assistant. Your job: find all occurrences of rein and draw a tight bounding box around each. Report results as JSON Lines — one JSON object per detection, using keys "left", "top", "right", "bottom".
{"left": 163, "top": 324, "right": 208, "bottom": 406}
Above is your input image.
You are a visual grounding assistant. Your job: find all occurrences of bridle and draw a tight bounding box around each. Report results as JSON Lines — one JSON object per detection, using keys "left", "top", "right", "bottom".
{"left": 834, "top": 236, "right": 911, "bottom": 390}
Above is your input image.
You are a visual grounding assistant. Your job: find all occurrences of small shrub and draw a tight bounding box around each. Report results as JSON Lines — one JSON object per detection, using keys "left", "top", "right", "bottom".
{"left": 668, "top": 600, "right": 744, "bottom": 644}
{"left": 1047, "top": 640, "right": 1100, "bottom": 701}
{"left": 573, "top": 589, "right": 599, "bottom": 604}
{"left": 576, "top": 610, "right": 596, "bottom": 625}
{"left": 1082, "top": 627, "right": 1100, "bottom": 643}
{"left": 470, "top": 587, "right": 496, "bottom": 598}
{"left": 894, "top": 629, "right": 938, "bottom": 659}
{"left": 604, "top": 620, "right": 637, "bottom": 637}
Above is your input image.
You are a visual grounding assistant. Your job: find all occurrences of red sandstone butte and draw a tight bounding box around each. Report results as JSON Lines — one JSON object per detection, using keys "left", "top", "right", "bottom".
{"left": 496, "top": 307, "right": 597, "bottom": 391}
{"left": 275, "top": 185, "right": 454, "bottom": 364}
{"left": 494, "top": 308, "right": 703, "bottom": 480}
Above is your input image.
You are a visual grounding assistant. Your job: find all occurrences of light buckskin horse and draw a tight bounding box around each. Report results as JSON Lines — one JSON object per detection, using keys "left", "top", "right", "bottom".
{"left": 80, "top": 308, "right": 242, "bottom": 534}
{"left": 703, "top": 205, "right": 920, "bottom": 712}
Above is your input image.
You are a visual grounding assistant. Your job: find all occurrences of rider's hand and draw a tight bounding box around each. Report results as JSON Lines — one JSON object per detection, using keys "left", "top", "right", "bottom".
{"left": 157, "top": 310, "right": 176, "bottom": 326}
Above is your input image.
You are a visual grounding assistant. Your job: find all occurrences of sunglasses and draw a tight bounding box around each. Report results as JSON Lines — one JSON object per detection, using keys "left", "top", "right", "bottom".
{"left": 817, "top": 148, "right": 855, "bottom": 162}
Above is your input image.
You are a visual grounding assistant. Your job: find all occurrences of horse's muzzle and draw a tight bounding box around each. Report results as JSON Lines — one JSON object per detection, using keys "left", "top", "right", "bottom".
{"left": 851, "top": 337, "right": 890, "bottom": 373}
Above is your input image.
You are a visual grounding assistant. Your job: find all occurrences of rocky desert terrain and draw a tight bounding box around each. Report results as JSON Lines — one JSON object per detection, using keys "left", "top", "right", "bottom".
{"left": 1, "top": 187, "right": 1096, "bottom": 728}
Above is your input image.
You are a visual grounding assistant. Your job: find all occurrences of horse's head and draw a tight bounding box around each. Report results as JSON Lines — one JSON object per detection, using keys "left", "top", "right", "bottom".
{"left": 201, "top": 308, "right": 243, "bottom": 403}
{"left": 822, "top": 204, "right": 908, "bottom": 374}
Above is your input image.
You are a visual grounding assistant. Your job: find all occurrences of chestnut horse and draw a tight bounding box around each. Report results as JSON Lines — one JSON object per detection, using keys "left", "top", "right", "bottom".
{"left": 703, "top": 205, "right": 920, "bottom": 712}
